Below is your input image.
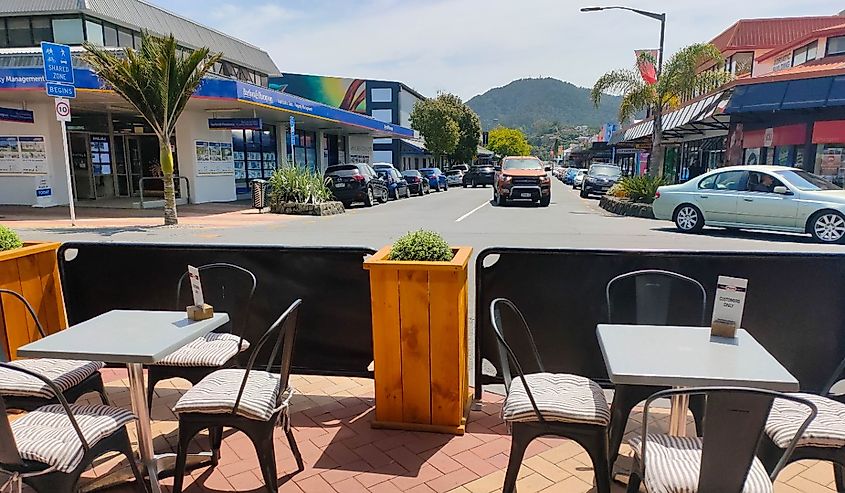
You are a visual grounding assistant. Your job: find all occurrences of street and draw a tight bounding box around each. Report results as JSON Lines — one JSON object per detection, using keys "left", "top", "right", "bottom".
{"left": 11, "top": 178, "right": 845, "bottom": 254}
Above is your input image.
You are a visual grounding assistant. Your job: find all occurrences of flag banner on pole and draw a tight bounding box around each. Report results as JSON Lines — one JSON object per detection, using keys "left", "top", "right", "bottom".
{"left": 635, "top": 49, "right": 659, "bottom": 85}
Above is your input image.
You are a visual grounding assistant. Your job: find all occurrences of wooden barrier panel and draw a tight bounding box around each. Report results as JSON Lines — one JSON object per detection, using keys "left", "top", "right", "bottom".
{"left": 0, "top": 242, "right": 66, "bottom": 360}
{"left": 365, "top": 246, "right": 471, "bottom": 435}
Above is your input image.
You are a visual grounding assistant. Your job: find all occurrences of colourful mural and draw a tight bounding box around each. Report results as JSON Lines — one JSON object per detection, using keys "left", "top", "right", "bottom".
{"left": 269, "top": 74, "right": 367, "bottom": 113}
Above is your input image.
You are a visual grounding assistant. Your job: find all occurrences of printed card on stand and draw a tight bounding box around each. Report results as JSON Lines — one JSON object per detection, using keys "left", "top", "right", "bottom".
{"left": 711, "top": 275, "right": 748, "bottom": 339}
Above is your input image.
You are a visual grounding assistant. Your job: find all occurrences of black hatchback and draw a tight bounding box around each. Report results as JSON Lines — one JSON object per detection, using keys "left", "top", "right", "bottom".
{"left": 324, "top": 163, "right": 388, "bottom": 207}
{"left": 401, "top": 169, "right": 430, "bottom": 196}
{"left": 463, "top": 165, "right": 495, "bottom": 187}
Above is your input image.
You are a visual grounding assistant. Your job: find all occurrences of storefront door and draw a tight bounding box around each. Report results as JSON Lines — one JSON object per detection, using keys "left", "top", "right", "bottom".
{"left": 69, "top": 133, "right": 93, "bottom": 200}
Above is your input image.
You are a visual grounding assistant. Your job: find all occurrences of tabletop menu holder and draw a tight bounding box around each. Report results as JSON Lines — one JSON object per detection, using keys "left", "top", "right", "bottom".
{"left": 187, "top": 303, "right": 214, "bottom": 321}
{"left": 186, "top": 265, "right": 213, "bottom": 320}
{"left": 710, "top": 275, "right": 748, "bottom": 339}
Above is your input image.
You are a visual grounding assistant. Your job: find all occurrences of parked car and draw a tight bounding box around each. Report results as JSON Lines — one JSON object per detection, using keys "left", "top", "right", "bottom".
{"left": 653, "top": 165, "right": 845, "bottom": 244}
{"left": 445, "top": 169, "right": 464, "bottom": 186}
{"left": 451, "top": 164, "right": 470, "bottom": 173}
{"left": 563, "top": 168, "right": 579, "bottom": 185}
{"left": 401, "top": 169, "right": 430, "bottom": 196}
{"left": 376, "top": 167, "right": 411, "bottom": 200}
{"left": 580, "top": 164, "right": 622, "bottom": 198}
{"left": 324, "top": 163, "right": 388, "bottom": 207}
{"left": 463, "top": 164, "right": 496, "bottom": 187}
{"left": 572, "top": 169, "right": 587, "bottom": 189}
{"left": 420, "top": 167, "right": 448, "bottom": 191}
{"left": 493, "top": 156, "right": 551, "bottom": 207}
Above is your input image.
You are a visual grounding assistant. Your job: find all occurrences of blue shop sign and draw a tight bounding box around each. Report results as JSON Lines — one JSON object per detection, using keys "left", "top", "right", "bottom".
{"left": 40, "top": 42, "right": 74, "bottom": 84}
{"left": 0, "top": 107, "right": 34, "bottom": 124}
{"left": 208, "top": 118, "right": 263, "bottom": 130}
{"left": 46, "top": 81, "right": 76, "bottom": 98}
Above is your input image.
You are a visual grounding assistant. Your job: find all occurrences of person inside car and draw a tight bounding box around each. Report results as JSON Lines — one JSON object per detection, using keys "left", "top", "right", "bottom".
{"left": 752, "top": 173, "right": 776, "bottom": 192}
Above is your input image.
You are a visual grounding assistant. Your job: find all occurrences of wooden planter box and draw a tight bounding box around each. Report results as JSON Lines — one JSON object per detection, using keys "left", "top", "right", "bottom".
{"left": 0, "top": 242, "right": 66, "bottom": 360}
{"left": 364, "top": 245, "right": 472, "bottom": 435}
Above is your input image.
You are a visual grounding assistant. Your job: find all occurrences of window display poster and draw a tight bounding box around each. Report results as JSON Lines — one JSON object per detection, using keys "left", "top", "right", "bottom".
{"left": 0, "top": 136, "right": 48, "bottom": 175}
{"left": 194, "top": 140, "right": 234, "bottom": 176}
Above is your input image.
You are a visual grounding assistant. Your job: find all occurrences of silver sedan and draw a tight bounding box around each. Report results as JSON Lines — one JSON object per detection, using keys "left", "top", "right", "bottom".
{"left": 653, "top": 165, "right": 845, "bottom": 244}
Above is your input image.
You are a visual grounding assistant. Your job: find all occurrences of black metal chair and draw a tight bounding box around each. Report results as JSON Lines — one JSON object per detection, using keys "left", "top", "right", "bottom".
{"left": 491, "top": 298, "right": 611, "bottom": 493}
{"left": 0, "top": 363, "right": 145, "bottom": 493}
{"left": 0, "top": 289, "right": 108, "bottom": 411}
{"left": 171, "top": 299, "right": 304, "bottom": 493}
{"left": 626, "top": 387, "right": 816, "bottom": 493}
{"left": 146, "top": 263, "right": 257, "bottom": 410}
{"left": 605, "top": 269, "right": 708, "bottom": 469}
{"left": 759, "top": 354, "right": 845, "bottom": 492}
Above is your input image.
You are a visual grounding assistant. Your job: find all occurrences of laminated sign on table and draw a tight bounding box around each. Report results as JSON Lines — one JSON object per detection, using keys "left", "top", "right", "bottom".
{"left": 711, "top": 275, "right": 748, "bottom": 339}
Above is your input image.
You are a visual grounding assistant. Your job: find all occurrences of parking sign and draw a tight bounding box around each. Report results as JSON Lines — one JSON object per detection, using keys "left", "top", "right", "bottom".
{"left": 40, "top": 42, "right": 74, "bottom": 84}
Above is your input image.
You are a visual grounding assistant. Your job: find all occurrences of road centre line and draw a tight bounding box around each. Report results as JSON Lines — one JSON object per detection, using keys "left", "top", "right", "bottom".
{"left": 455, "top": 201, "right": 489, "bottom": 222}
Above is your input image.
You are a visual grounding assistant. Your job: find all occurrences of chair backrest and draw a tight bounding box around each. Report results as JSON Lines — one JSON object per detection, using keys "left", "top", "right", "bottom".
{"left": 176, "top": 263, "right": 256, "bottom": 346}
{"left": 638, "top": 387, "right": 816, "bottom": 491}
{"left": 821, "top": 351, "right": 845, "bottom": 396}
{"left": 233, "top": 299, "right": 301, "bottom": 416}
{"left": 0, "top": 363, "right": 90, "bottom": 469}
{"left": 0, "top": 289, "right": 48, "bottom": 342}
{"left": 490, "top": 298, "right": 550, "bottom": 423}
{"left": 606, "top": 270, "right": 707, "bottom": 326}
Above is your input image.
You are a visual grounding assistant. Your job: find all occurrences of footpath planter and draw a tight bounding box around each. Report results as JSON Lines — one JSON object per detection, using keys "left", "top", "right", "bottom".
{"left": 364, "top": 245, "right": 472, "bottom": 434}
{"left": 0, "top": 242, "right": 66, "bottom": 360}
{"left": 600, "top": 195, "right": 655, "bottom": 219}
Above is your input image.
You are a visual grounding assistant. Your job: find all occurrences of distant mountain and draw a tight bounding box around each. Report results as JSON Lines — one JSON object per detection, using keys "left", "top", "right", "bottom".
{"left": 467, "top": 77, "right": 622, "bottom": 131}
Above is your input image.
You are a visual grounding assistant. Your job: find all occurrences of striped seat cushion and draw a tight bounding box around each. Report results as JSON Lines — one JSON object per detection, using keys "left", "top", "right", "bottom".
{"left": 629, "top": 434, "right": 772, "bottom": 493}
{"left": 628, "top": 433, "right": 773, "bottom": 493}
{"left": 501, "top": 373, "right": 610, "bottom": 425}
{"left": 766, "top": 392, "right": 845, "bottom": 448}
{"left": 0, "top": 359, "right": 105, "bottom": 399}
{"left": 12, "top": 404, "right": 135, "bottom": 473}
{"left": 173, "top": 368, "right": 283, "bottom": 421}
{"left": 154, "top": 333, "right": 249, "bottom": 367}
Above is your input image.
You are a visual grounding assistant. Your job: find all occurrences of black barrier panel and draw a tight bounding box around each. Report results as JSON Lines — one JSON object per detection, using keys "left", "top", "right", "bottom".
{"left": 475, "top": 248, "right": 845, "bottom": 398}
{"left": 58, "top": 243, "right": 376, "bottom": 377}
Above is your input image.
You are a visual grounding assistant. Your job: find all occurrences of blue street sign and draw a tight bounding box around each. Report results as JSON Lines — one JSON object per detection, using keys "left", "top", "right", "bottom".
{"left": 46, "top": 81, "right": 76, "bottom": 99}
{"left": 40, "top": 42, "right": 74, "bottom": 84}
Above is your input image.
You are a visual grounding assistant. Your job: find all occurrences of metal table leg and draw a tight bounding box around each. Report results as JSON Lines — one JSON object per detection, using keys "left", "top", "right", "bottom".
{"left": 668, "top": 390, "right": 689, "bottom": 437}
{"left": 127, "top": 363, "right": 162, "bottom": 493}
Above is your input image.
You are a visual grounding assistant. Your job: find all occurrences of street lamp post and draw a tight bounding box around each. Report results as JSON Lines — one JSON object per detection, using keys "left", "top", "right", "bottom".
{"left": 581, "top": 5, "right": 666, "bottom": 177}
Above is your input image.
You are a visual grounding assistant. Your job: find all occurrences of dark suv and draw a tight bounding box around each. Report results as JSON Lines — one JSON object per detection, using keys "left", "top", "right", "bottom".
{"left": 462, "top": 165, "right": 495, "bottom": 187}
{"left": 580, "top": 163, "right": 622, "bottom": 198}
{"left": 324, "top": 163, "right": 388, "bottom": 207}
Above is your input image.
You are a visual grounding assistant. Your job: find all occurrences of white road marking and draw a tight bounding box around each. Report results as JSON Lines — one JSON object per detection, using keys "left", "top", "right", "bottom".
{"left": 456, "top": 201, "right": 489, "bottom": 222}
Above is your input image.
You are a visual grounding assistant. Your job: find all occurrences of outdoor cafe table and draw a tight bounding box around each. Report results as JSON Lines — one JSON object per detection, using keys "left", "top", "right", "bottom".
{"left": 17, "top": 309, "right": 229, "bottom": 493}
{"left": 596, "top": 324, "right": 799, "bottom": 437}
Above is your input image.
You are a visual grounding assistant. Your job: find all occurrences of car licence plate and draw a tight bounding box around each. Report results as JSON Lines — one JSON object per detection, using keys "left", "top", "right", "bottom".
{"left": 335, "top": 183, "right": 345, "bottom": 188}
{"left": 520, "top": 193, "right": 531, "bottom": 198}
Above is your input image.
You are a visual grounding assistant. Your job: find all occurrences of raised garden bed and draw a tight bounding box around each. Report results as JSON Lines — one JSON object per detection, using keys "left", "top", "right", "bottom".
{"left": 600, "top": 195, "right": 655, "bottom": 219}
{"left": 270, "top": 201, "right": 345, "bottom": 216}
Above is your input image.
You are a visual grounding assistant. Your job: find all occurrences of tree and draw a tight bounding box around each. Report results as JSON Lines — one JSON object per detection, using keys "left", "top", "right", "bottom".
{"left": 487, "top": 127, "right": 531, "bottom": 157}
{"left": 437, "top": 93, "right": 481, "bottom": 164}
{"left": 83, "top": 32, "right": 222, "bottom": 225}
{"left": 590, "top": 43, "right": 731, "bottom": 177}
{"left": 409, "top": 98, "right": 459, "bottom": 163}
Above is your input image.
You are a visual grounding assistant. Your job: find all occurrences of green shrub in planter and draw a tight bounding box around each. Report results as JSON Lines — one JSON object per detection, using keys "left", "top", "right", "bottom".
{"left": 269, "top": 166, "right": 333, "bottom": 206}
{"left": 617, "top": 175, "right": 665, "bottom": 204}
{"left": 388, "top": 230, "right": 454, "bottom": 262}
{"left": 0, "top": 225, "right": 22, "bottom": 252}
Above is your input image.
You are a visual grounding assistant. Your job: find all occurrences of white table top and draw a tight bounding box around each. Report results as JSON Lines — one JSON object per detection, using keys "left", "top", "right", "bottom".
{"left": 596, "top": 324, "right": 799, "bottom": 391}
{"left": 17, "top": 310, "right": 229, "bottom": 365}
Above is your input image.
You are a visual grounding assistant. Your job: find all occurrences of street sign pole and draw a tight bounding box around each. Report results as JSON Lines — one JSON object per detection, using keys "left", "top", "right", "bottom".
{"left": 59, "top": 118, "right": 76, "bottom": 225}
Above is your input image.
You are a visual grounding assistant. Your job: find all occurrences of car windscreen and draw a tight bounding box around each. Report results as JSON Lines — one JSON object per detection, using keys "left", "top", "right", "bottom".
{"left": 420, "top": 169, "right": 436, "bottom": 176}
{"left": 776, "top": 170, "right": 841, "bottom": 191}
{"left": 475, "top": 167, "right": 493, "bottom": 172}
{"left": 589, "top": 165, "right": 621, "bottom": 177}
{"left": 446, "top": 170, "right": 461, "bottom": 176}
{"left": 402, "top": 170, "right": 421, "bottom": 177}
{"left": 503, "top": 158, "right": 542, "bottom": 170}
{"left": 325, "top": 165, "right": 359, "bottom": 176}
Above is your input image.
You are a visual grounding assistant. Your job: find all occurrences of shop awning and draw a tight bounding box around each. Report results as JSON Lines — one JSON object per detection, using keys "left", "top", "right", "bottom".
{"left": 0, "top": 67, "right": 415, "bottom": 138}
{"left": 725, "top": 75, "right": 845, "bottom": 114}
{"left": 610, "top": 90, "right": 730, "bottom": 144}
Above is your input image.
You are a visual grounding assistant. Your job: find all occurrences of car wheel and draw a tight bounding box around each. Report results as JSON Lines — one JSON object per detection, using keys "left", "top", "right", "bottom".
{"left": 436, "top": 183, "right": 442, "bottom": 192}
{"left": 472, "top": 180, "right": 477, "bottom": 188}
{"left": 364, "top": 187, "right": 375, "bottom": 207}
{"left": 674, "top": 204, "right": 704, "bottom": 233}
{"left": 579, "top": 186, "right": 588, "bottom": 198}
{"left": 405, "top": 187, "right": 411, "bottom": 199}
{"left": 540, "top": 195, "right": 550, "bottom": 207}
{"left": 381, "top": 189, "right": 389, "bottom": 203}
{"left": 444, "top": 182, "right": 449, "bottom": 191}
{"left": 341, "top": 201, "right": 352, "bottom": 208}
{"left": 463, "top": 182, "right": 468, "bottom": 188}
{"left": 494, "top": 191, "right": 505, "bottom": 206}
{"left": 810, "top": 211, "right": 845, "bottom": 244}
{"left": 393, "top": 187, "right": 400, "bottom": 200}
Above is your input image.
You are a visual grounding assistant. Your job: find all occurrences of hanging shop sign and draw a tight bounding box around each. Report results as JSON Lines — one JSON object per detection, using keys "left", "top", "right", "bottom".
{"left": 208, "top": 118, "right": 262, "bottom": 130}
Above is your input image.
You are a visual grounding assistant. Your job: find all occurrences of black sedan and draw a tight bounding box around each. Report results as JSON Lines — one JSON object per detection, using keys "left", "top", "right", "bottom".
{"left": 462, "top": 165, "right": 495, "bottom": 187}
{"left": 401, "top": 170, "right": 430, "bottom": 196}
{"left": 324, "top": 163, "right": 389, "bottom": 207}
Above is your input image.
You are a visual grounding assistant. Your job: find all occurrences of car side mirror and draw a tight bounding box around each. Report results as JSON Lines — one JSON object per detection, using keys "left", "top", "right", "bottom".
{"left": 544, "top": 166, "right": 551, "bottom": 172}
{"left": 773, "top": 185, "right": 791, "bottom": 195}
{"left": 494, "top": 165, "right": 502, "bottom": 171}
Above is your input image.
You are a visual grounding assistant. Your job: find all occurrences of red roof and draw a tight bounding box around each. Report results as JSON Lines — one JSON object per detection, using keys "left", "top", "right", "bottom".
{"left": 757, "top": 22, "right": 845, "bottom": 62}
{"left": 710, "top": 16, "right": 845, "bottom": 52}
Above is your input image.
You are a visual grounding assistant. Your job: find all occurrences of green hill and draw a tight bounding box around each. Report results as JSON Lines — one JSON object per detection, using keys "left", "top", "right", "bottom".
{"left": 466, "top": 77, "right": 622, "bottom": 131}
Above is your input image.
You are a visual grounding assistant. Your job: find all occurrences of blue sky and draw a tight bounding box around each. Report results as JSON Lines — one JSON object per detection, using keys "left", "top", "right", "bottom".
{"left": 152, "top": 0, "right": 841, "bottom": 100}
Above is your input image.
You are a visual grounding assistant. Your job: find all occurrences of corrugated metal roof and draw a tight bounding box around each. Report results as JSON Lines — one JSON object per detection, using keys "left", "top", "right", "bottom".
{"left": 710, "top": 16, "right": 845, "bottom": 52}
{"left": 0, "top": 0, "right": 279, "bottom": 75}
{"left": 615, "top": 91, "right": 729, "bottom": 143}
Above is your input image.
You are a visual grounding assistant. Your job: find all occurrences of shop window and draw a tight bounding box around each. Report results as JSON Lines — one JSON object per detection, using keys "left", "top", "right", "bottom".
{"left": 7, "top": 17, "right": 31, "bottom": 47}
{"left": 371, "top": 109, "right": 393, "bottom": 124}
{"left": 744, "top": 148, "right": 762, "bottom": 165}
{"left": 371, "top": 88, "right": 392, "bottom": 103}
{"left": 730, "top": 52, "right": 754, "bottom": 77}
{"left": 31, "top": 17, "right": 52, "bottom": 44}
{"left": 103, "top": 23, "right": 118, "bottom": 46}
{"left": 0, "top": 20, "right": 8, "bottom": 48}
{"left": 118, "top": 28, "right": 133, "bottom": 48}
{"left": 85, "top": 19, "right": 104, "bottom": 46}
{"left": 827, "top": 36, "right": 845, "bottom": 57}
{"left": 815, "top": 144, "right": 845, "bottom": 188}
{"left": 133, "top": 32, "right": 142, "bottom": 49}
{"left": 52, "top": 17, "right": 84, "bottom": 45}
{"left": 793, "top": 41, "right": 818, "bottom": 66}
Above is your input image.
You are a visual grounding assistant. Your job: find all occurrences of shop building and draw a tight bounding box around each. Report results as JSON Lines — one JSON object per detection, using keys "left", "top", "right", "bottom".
{"left": 0, "top": 1, "right": 413, "bottom": 206}
{"left": 269, "top": 73, "right": 427, "bottom": 170}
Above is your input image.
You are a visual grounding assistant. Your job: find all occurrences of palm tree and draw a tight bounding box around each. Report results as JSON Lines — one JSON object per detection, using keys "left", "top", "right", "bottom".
{"left": 83, "top": 33, "right": 222, "bottom": 225}
{"left": 591, "top": 43, "right": 732, "bottom": 177}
